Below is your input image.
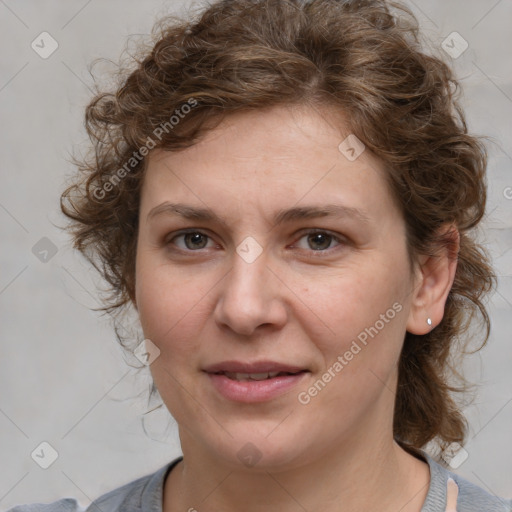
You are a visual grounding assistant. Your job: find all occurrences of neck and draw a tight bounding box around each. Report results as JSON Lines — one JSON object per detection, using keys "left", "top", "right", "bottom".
{"left": 164, "top": 433, "right": 430, "bottom": 512}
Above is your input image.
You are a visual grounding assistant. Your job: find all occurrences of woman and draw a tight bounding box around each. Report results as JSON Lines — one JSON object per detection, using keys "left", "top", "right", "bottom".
{"left": 9, "top": 0, "right": 511, "bottom": 510}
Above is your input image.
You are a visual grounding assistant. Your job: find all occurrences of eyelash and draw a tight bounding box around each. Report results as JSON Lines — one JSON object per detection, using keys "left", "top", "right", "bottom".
{"left": 165, "top": 228, "right": 346, "bottom": 256}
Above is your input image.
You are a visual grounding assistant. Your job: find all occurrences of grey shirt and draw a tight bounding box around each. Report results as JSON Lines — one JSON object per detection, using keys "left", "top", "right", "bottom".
{"left": 6, "top": 452, "right": 512, "bottom": 511}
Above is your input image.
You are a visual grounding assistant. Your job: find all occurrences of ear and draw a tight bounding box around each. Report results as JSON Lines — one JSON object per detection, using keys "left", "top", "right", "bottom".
{"left": 406, "top": 225, "right": 459, "bottom": 335}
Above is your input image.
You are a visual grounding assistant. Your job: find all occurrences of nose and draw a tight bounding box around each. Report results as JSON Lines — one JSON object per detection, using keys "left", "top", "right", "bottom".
{"left": 213, "top": 250, "right": 288, "bottom": 337}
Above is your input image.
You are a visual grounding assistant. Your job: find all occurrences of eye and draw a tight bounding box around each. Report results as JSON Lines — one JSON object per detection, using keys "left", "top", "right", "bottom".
{"left": 168, "top": 230, "right": 216, "bottom": 251}
{"left": 293, "top": 230, "right": 343, "bottom": 252}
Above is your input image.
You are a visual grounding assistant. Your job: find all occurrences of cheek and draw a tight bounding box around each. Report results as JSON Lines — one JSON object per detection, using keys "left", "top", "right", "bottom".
{"left": 135, "top": 261, "right": 210, "bottom": 420}
{"left": 309, "top": 264, "right": 402, "bottom": 342}
{"left": 297, "top": 281, "right": 405, "bottom": 436}
{"left": 304, "top": 261, "right": 408, "bottom": 403}
{"left": 135, "top": 258, "right": 207, "bottom": 357}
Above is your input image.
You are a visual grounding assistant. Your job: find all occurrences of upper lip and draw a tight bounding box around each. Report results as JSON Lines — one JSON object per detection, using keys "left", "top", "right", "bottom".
{"left": 203, "top": 360, "right": 308, "bottom": 374}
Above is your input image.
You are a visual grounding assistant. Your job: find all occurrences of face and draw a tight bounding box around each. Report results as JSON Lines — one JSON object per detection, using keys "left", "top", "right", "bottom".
{"left": 135, "top": 104, "right": 417, "bottom": 470}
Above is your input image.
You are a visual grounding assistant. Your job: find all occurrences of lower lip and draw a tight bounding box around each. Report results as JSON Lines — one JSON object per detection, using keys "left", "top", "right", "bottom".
{"left": 205, "top": 372, "right": 308, "bottom": 403}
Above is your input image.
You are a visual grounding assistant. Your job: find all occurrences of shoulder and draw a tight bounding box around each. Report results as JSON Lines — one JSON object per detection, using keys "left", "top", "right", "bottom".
{"left": 5, "top": 457, "right": 182, "bottom": 512}
{"left": 85, "top": 459, "right": 177, "bottom": 511}
{"left": 421, "top": 451, "right": 512, "bottom": 512}
{"left": 449, "top": 474, "right": 512, "bottom": 512}
{"left": 5, "top": 498, "right": 85, "bottom": 512}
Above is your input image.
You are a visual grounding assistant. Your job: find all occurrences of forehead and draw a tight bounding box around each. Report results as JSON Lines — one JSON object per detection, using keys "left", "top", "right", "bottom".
{"left": 149, "top": 104, "right": 361, "bottom": 170}
{"left": 140, "top": 104, "right": 399, "bottom": 225}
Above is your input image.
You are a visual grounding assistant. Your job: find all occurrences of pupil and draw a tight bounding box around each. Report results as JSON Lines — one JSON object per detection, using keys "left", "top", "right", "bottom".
{"left": 309, "top": 233, "right": 331, "bottom": 250}
{"left": 185, "top": 233, "right": 207, "bottom": 249}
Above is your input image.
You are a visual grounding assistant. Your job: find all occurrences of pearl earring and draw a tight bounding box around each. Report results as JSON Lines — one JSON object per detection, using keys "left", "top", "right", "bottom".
{"left": 427, "top": 318, "right": 432, "bottom": 326}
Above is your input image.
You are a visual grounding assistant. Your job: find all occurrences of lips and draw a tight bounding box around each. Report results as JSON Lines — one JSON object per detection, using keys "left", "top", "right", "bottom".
{"left": 222, "top": 371, "right": 301, "bottom": 381}
{"left": 203, "top": 360, "right": 307, "bottom": 375}
{"left": 202, "top": 360, "right": 309, "bottom": 402}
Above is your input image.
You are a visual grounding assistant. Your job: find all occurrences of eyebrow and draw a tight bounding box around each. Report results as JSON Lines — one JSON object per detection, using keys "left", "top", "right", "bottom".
{"left": 147, "top": 202, "right": 370, "bottom": 225}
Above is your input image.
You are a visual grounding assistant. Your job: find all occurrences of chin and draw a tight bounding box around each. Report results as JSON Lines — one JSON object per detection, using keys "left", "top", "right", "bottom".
{"left": 199, "top": 422, "right": 320, "bottom": 473}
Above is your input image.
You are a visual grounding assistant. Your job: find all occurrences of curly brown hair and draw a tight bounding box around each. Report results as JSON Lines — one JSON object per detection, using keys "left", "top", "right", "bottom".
{"left": 61, "top": 0, "right": 495, "bottom": 457}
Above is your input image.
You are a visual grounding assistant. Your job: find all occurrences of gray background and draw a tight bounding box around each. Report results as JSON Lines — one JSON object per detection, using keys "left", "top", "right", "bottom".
{"left": 0, "top": 0, "right": 511, "bottom": 509}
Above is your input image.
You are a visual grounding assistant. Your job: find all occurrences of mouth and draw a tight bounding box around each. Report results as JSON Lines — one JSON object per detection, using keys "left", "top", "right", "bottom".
{"left": 213, "top": 370, "right": 307, "bottom": 381}
{"left": 202, "top": 361, "right": 310, "bottom": 403}
{"left": 202, "top": 360, "right": 308, "bottom": 378}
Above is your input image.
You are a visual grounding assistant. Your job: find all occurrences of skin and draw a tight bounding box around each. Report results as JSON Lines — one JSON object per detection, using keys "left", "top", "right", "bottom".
{"left": 134, "top": 104, "right": 459, "bottom": 512}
